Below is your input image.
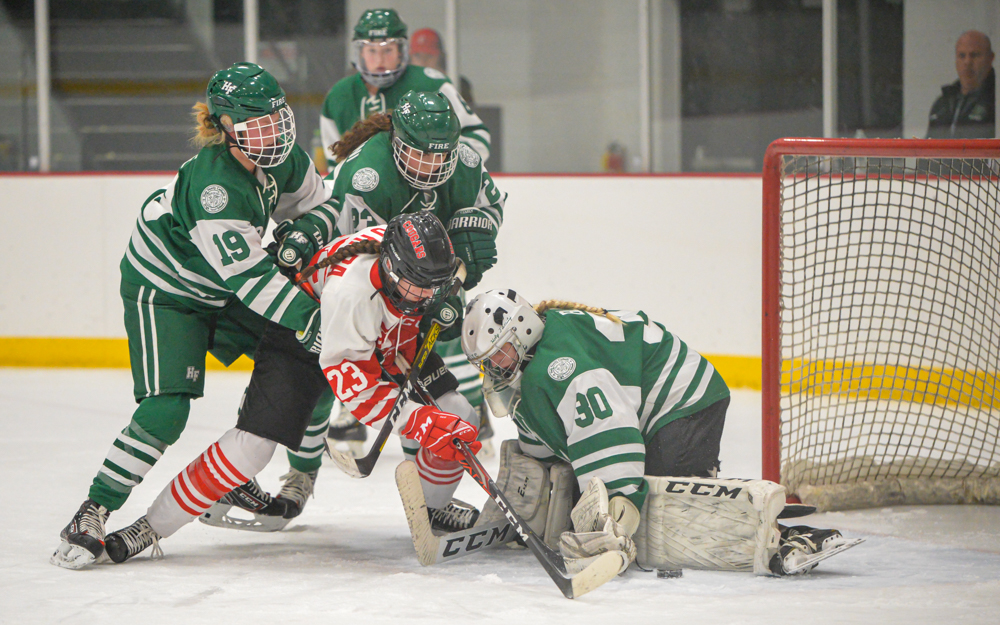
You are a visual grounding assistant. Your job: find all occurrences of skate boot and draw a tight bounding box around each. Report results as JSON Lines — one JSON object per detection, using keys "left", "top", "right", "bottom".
{"left": 276, "top": 468, "right": 319, "bottom": 519}
{"left": 770, "top": 525, "right": 849, "bottom": 575}
{"left": 199, "top": 478, "right": 294, "bottom": 532}
{"left": 475, "top": 404, "right": 496, "bottom": 458}
{"left": 328, "top": 411, "right": 367, "bottom": 458}
{"left": 50, "top": 499, "right": 111, "bottom": 569}
{"left": 428, "top": 500, "right": 480, "bottom": 533}
{"left": 105, "top": 516, "right": 163, "bottom": 563}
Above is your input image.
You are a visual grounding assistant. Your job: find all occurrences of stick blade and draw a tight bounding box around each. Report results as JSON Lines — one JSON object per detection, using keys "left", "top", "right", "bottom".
{"left": 567, "top": 551, "right": 626, "bottom": 599}
{"left": 328, "top": 447, "right": 365, "bottom": 478}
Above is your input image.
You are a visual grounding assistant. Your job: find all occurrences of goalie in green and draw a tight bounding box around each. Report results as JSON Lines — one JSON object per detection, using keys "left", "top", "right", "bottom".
{"left": 446, "top": 289, "right": 863, "bottom": 577}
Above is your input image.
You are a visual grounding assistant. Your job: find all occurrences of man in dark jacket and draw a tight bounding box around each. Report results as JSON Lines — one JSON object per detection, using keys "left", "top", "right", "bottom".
{"left": 927, "top": 30, "right": 995, "bottom": 139}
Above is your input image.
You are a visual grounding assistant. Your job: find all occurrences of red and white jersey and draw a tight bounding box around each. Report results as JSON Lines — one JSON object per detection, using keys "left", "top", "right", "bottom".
{"left": 303, "top": 226, "right": 421, "bottom": 429}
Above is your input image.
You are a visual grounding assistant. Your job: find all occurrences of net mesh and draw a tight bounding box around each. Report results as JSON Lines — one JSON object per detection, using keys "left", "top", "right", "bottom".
{"left": 777, "top": 154, "right": 1000, "bottom": 509}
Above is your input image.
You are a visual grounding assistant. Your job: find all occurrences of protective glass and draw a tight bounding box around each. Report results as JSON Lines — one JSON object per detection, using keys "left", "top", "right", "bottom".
{"left": 232, "top": 106, "right": 296, "bottom": 168}
{"left": 391, "top": 134, "right": 458, "bottom": 190}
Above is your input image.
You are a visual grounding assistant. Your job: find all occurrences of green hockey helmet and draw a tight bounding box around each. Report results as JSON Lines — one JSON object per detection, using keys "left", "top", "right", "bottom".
{"left": 351, "top": 9, "right": 409, "bottom": 89}
{"left": 391, "top": 91, "right": 460, "bottom": 189}
{"left": 206, "top": 62, "right": 296, "bottom": 168}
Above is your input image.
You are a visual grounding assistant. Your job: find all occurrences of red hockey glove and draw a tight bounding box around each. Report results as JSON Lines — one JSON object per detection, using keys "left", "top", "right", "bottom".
{"left": 401, "top": 405, "right": 481, "bottom": 462}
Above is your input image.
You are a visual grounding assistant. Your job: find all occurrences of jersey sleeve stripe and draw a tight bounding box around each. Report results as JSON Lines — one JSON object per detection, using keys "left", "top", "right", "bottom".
{"left": 568, "top": 427, "right": 645, "bottom": 459}
{"left": 638, "top": 335, "right": 682, "bottom": 424}
{"left": 124, "top": 246, "right": 227, "bottom": 306}
{"left": 271, "top": 286, "right": 304, "bottom": 324}
{"left": 653, "top": 347, "right": 704, "bottom": 417}
{"left": 679, "top": 360, "right": 715, "bottom": 410}
{"left": 573, "top": 453, "right": 646, "bottom": 478}
{"left": 261, "top": 280, "right": 297, "bottom": 319}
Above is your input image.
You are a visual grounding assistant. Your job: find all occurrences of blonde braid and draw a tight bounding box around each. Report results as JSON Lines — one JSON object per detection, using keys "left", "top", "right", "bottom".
{"left": 534, "top": 300, "right": 621, "bottom": 324}
{"left": 295, "top": 240, "right": 381, "bottom": 284}
{"left": 190, "top": 102, "right": 225, "bottom": 147}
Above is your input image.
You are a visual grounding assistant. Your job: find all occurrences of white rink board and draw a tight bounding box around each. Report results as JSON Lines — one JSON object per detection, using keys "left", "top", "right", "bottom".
{"left": 0, "top": 173, "right": 763, "bottom": 355}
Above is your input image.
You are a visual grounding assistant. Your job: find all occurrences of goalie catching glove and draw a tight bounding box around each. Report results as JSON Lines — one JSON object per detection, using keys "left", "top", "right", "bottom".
{"left": 559, "top": 478, "right": 640, "bottom": 575}
{"left": 399, "top": 403, "right": 481, "bottom": 462}
{"left": 447, "top": 208, "right": 498, "bottom": 289}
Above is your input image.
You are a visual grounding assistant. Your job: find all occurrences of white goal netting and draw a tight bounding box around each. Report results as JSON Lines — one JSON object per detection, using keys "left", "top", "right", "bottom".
{"left": 769, "top": 149, "right": 1000, "bottom": 510}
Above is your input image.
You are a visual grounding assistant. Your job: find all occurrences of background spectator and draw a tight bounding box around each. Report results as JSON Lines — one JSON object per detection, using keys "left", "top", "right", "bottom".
{"left": 927, "top": 30, "right": 995, "bottom": 138}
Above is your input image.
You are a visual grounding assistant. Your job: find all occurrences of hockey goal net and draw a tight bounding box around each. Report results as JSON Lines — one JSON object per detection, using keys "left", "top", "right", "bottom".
{"left": 762, "top": 138, "right": 1000, "bottom": 511}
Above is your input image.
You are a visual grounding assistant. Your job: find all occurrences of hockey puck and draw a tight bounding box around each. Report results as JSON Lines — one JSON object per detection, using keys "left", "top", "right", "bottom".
{"left": 656, "top": 568, "right": 683, "bottom": 579}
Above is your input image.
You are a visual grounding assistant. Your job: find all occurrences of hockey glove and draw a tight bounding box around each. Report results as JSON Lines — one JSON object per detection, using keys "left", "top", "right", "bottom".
{"left": 274, "top": 218, "right": 324, "bottom": 271}
{"left": 448, "top": 208, "right": 498, "bottom": 289}
{"left": 400, "top": 405, "right": 481, "bottom": 462}
{"left": 419, "top": 294, "right": 464, "bottom": 343}
{"left": 296, "top": 309, "right": 322, "bottom": 355}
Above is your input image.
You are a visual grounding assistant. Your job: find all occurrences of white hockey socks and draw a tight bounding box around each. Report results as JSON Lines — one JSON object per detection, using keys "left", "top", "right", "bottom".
{"left": 409, "top": 390, "right": 479, "bottom": 510}
{"left": 146, "top": 428, "right": 277, "bottom": 538}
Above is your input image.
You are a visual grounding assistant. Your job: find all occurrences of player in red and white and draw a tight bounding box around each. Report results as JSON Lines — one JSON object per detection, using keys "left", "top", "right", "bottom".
{"left": 100, "top": 213, "right": 481, "bottom": 563}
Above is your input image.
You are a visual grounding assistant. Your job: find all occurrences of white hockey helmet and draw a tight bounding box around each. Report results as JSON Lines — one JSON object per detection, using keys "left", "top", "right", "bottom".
{"left": 461, "top": 289, "right": 545, "bottom": 390}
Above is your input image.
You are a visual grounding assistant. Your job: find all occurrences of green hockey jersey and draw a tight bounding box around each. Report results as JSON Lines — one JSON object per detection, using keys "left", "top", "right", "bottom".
{"left": 324, "top": 130, "right": 504, "bottom": 237}
{"left": 319, "top": 65, "right": 490, "bottom": 168}
{"left": 512, "top": 310, "right": 730, "bottom": 510}
{"left": 120, "top": 142, "right": 337, "bottom": 333}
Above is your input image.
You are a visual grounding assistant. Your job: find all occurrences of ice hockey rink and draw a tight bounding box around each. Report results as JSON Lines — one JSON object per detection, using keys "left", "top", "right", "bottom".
{"left": 2, "top": 368, "right": 998, "bottom": 625}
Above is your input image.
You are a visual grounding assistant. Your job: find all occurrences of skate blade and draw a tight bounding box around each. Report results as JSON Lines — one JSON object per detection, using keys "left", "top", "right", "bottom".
{"left": 784, "top": 537, "right": 866, "bottom": 575}
{"left": 50, "top": 541, "right": 100, "bottom": 570}
{"left": 198, "top": 503, "right": 291, "bottom": 533}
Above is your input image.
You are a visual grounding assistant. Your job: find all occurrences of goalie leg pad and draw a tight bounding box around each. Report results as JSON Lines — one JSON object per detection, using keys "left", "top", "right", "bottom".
{"left": 634, "top": 476, "right": 785, "bottom": 575}
{"left": 476, "top": 440, "right": 573, "bottom": 548}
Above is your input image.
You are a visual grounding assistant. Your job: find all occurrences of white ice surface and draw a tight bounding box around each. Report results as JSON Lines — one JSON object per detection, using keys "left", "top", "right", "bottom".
{"left": 1, "top": 369, "right": 998, "bottom": 624}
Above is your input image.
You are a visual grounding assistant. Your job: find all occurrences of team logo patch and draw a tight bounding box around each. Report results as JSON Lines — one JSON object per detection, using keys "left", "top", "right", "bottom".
{"left": 200, "top": 185, "right": 228, "bottom": 213}
{"left": 353, "top": 167, "right": 380, "bottom": 192}
{"left": 439, "top": 306, "right": 456, "bottom": 323}
{"left": 458, "top": 143, "right": 480, "bottom": 168}
{"left": 548, "top": 357, "right": 576, "bottom": 381}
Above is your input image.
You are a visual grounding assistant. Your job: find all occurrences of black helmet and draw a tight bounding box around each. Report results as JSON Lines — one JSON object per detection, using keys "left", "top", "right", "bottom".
{"left": 379, "top": 212, "right": 460, "bottom": 314}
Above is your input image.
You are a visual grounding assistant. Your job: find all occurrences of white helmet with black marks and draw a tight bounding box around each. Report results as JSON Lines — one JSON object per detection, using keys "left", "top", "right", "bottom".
{"left": 461, "top": 289, "right": 545, "bottom": 394}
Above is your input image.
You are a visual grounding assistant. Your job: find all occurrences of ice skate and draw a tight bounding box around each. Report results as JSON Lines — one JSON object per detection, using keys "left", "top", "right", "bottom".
{"left": 769, "top": 526, "right": 864, "bottom": 575}
{"left": 105, "top": 516, "right": 163, "bottom": 563}
{"left": 50, "top": 499, "right": 111, "bottom": 570}
{"left": 198, "top": 477, "right": 294, "bottom": 532}
{"left": 327, "top": 411, "right": 366, "bottom": 458}
{"left": 276, "top": 468, "right": 319, "bottom": 520}
{"left": 428, "top": 500, "right": 480, "bottom": 533}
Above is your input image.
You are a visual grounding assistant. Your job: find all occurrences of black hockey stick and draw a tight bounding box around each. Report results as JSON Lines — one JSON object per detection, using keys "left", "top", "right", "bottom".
{"left": 327, "top": 321, "right": 442, "bottom": 478}
{"left": 453, "top": 440, "right": 623, "bottom": 599}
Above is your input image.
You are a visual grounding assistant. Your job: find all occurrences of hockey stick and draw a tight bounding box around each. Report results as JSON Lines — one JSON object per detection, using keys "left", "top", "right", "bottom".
{"left": 454, "top": 440, "right": 624, "bottom": 599}
{"left": 396, "top": 460, "right": 514, "bottom": 565}
{"left": 327, "top": 321, "right": 442, "bottom": 478}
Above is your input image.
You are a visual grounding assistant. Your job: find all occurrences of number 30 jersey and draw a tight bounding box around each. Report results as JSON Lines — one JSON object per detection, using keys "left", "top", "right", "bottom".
{"left": 512, "top": 310, "right": 730, "bottom": 510}
{"left": 120, "top": 142, "right": 337, "bottom": 334}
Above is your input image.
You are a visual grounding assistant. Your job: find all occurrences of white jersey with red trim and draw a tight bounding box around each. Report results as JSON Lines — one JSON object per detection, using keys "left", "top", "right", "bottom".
{"left": 304, "top": 226, "right": 421, "bottom": 429}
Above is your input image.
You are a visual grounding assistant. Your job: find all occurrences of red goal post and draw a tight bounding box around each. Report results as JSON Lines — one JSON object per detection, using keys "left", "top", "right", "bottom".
{"left": 762, "top": 137, "right": 1000, "bottom": 511}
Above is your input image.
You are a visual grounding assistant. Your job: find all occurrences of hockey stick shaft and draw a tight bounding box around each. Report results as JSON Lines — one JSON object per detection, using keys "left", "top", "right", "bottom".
{"left": 328, "top": 321, "right": 442, "bottom": 478}
{"left": 454, "top": 440, "right": 580, "bottom": 598}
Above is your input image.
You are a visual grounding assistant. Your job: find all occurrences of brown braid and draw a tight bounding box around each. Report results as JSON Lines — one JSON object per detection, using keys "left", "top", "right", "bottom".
{"left": 534, "top": 300, "right": 621, "bottom": 324}
{"left": 331, "top": 112, "right": 393, "bottom": 163}
{"left": 295, "top": 239, "right": 382, "bottom": 284}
